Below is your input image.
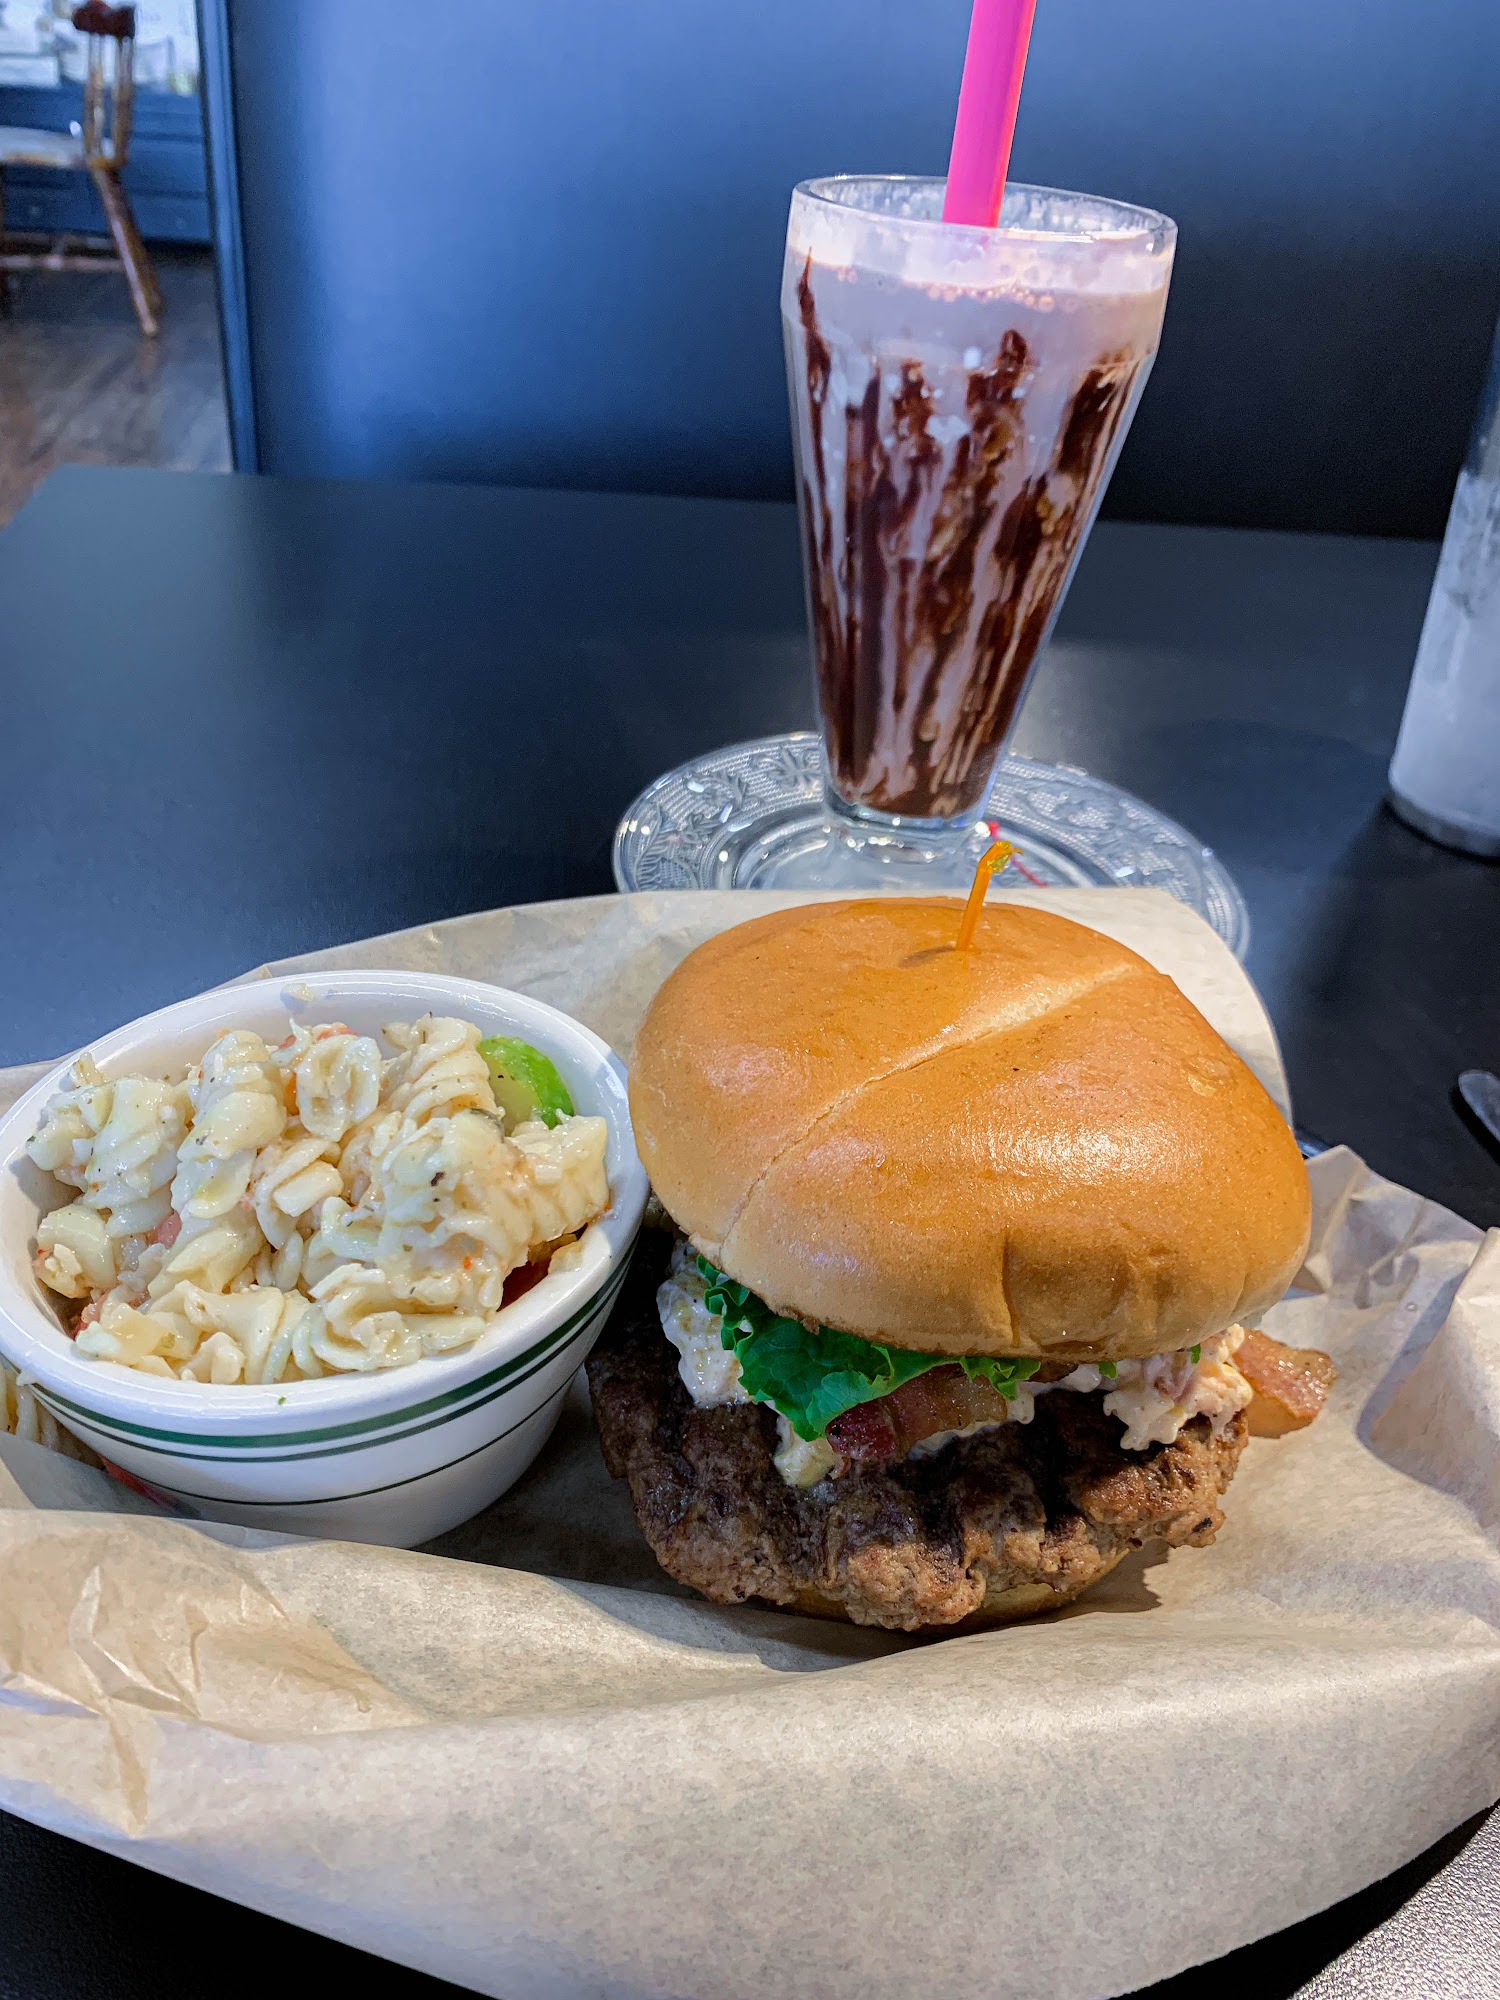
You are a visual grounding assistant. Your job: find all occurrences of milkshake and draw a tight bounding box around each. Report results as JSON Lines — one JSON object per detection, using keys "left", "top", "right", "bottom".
{"left": 784, "top": 178, "right": 1175, "bottom": 843}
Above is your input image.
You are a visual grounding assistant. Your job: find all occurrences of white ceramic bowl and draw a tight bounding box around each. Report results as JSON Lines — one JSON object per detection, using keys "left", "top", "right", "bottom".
{"left": 0, "top": 970, "right": 647, "bottom": 1546}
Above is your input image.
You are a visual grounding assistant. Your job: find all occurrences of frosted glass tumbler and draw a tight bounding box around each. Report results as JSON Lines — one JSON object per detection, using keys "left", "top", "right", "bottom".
{"left": 1388, "top": 320, "right": 1500, "bottom": 857}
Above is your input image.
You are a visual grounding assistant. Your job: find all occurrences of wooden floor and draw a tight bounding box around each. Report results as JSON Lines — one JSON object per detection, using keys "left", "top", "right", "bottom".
{"left": 0, "top": 245, "right": 230, "bottom": 527}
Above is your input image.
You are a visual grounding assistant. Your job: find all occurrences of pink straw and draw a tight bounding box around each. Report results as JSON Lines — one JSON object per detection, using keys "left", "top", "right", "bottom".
{"left": 942, "top": 0, "right": 1037, "bottom": 228}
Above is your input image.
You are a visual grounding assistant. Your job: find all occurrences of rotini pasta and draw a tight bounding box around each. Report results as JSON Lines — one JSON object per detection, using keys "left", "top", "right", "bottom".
{"left": 1, "top": 1357, "right": 96, "bottom": 1462}
{"left": 29, "top": 1054, "right": 189, "bottom": 1297}
{"left": 28, "top": 1016, "right": 610, "bottom": 1386}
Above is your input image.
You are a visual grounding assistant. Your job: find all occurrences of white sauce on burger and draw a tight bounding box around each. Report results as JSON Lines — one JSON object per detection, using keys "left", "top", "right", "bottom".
{"left": 656, "top": 1242, "right": 838, "bottom": 1486}
{"left": 655, "top": 1238, "right": 1252, "bottom": 1486}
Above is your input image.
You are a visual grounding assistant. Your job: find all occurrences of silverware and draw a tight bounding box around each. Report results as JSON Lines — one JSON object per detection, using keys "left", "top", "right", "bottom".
{"left": 1457, "top": 1070, "right": 1500, "bottom": 1156}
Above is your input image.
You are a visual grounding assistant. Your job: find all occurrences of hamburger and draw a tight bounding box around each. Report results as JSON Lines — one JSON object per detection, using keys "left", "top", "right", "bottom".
{"left": 587, "top": 899, "right": 1333, "bottom": 1631}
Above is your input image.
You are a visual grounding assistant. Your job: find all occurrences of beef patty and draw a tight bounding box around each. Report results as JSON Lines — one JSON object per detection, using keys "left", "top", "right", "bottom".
{"left": 586, "top": 1237, "right": 1248, "bottom": 1631}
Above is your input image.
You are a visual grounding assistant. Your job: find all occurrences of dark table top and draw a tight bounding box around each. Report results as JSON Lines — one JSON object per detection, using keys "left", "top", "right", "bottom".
{"left": 1, "top": 464, "right": 1498, "bottom": 1998}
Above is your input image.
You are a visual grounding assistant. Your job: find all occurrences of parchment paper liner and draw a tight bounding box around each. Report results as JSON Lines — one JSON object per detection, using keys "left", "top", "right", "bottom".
{"left": 1, "top": 889, "right": 1495, "bottom": 2000}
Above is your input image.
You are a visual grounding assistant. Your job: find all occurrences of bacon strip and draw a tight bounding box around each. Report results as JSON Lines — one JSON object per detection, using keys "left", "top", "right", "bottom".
{"left": 1237, "top": 1329, "right": 1336, "bottom": 1437}
{"left": 826, "top": 1365, "right": 1012, "bottom": 1467}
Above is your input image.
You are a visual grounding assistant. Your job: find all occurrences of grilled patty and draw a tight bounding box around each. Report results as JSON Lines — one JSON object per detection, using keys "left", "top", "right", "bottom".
{"left": 586, "top": 1236, "right": 1247, "bottom": 1631}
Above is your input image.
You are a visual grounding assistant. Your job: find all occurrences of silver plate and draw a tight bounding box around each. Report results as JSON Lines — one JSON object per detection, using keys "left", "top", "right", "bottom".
{"left": 614, "top": 731, "right": 1251, "bottom": 960}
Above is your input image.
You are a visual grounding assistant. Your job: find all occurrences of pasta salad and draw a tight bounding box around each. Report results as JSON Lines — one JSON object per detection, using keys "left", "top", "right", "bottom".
{"left": 26, "top": 1016, "right": 611, "bottom": 1385}
{"left": 2, "top": 1355, "right": 94, "bottom": 1460}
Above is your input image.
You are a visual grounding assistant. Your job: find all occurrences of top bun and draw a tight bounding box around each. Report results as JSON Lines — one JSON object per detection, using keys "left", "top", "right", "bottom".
{"left": 629, "top": 900, "right": 1310, "bottom": 1363}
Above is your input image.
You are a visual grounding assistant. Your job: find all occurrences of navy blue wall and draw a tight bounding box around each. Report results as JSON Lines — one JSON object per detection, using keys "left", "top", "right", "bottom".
{"left": 213, "top": 0, "right": 1500, "bottom": 536}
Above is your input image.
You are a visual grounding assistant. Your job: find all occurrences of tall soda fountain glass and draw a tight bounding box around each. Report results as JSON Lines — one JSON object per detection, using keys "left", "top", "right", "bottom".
{"left": 776, "top": 176, "right": 1175, "bottom": 888}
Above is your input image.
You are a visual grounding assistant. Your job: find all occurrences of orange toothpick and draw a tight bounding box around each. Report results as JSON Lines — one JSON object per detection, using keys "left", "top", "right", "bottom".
{"left": 954, "top": 838, "right": 1015, "bottom": 951}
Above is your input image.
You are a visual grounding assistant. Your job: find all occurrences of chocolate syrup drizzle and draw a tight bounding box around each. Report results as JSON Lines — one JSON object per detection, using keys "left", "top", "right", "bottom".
{"left": 796, "top": 253, "right": 1142, "bottom": 818}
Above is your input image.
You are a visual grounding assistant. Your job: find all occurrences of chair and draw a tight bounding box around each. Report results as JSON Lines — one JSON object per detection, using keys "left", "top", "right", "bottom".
{"left": 0, "top": 3, "right": 161, "bottom": 336}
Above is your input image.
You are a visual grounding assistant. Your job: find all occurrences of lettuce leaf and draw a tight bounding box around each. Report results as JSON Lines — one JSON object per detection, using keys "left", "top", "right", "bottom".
{"left": 699, "top": 1260, "right": 1041, "bottom": 1442}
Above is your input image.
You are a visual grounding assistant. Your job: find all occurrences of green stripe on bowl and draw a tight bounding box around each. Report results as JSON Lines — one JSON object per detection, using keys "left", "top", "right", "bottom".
{"left": 44, "top": 1296, "right": 612, "bottom": 1472}
{"left": 144, "top": 1383, "right": 571, "bottom": 1510}
{"left": 31, "top": 1247, "right": 633, "bottom": 1453}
